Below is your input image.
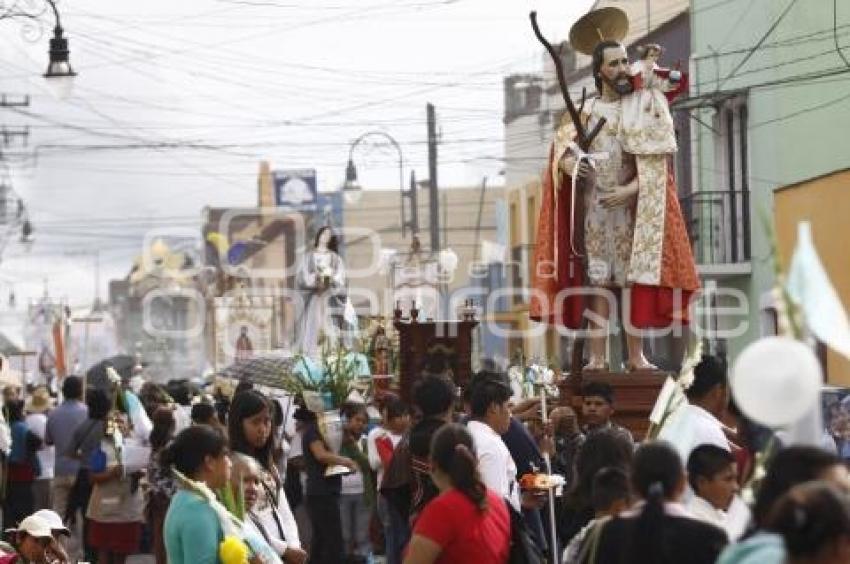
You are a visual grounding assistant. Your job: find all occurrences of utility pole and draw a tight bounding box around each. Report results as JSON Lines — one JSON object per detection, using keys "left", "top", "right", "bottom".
{"left": 427, "top": 103, "right": 440, "bottom": 253}
{"left": 0, "top": 95, "right": 31, "bottom": 152}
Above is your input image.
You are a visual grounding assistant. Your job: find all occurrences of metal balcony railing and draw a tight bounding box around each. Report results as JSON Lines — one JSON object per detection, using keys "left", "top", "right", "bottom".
{"left": 679, "top": 190, "right": 751, "bottom": 266}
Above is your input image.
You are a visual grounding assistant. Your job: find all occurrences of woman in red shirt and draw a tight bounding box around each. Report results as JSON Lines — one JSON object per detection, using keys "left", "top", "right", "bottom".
{"left": 403, "top": 423, "right": 510, "bottom": 564}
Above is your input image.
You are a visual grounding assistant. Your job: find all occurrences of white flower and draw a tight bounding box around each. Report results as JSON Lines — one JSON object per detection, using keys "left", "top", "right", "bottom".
{"left": 508, "top": 365, "right": 523, "bottom": 383}
{"left": 525, "top": 364, "right": 559, "bottom": 398}
{"left": 677, "top": 339, "right": 702, "bottom": 391}
{"left": 106, "top": 366, "right": 122, "bottom": 385}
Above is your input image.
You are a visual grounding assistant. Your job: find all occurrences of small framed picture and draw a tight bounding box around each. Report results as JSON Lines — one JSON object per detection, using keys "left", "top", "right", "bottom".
{"left": 822, "top": 386, "right": 850, "bottom": 459}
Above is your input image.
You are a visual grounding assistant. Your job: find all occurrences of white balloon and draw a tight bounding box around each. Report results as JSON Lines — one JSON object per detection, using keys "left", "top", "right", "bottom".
{"left": 731, "top": 336, "right": 822, "bottom": 428}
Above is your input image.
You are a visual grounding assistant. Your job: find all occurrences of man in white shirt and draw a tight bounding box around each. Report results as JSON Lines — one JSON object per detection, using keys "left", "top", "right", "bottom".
{"left": 466, "top": 372, "right": 520, "bottom": 510}
{"left": 658, "top": 354, "right": 731, "bottom": 462}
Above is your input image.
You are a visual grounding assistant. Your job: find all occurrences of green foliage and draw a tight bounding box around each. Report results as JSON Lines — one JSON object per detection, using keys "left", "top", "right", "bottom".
{"left": 279, "top": 344, "right": 362, "bottom": 409}
{"left": 217, "top": 476, "right": 245, "bottom": 521}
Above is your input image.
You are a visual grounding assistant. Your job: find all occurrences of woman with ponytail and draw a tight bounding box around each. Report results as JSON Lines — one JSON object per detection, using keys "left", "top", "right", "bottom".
{"left": 764, "top": 481, "right": 850, "bottom": 564}
{"left": 580, "top": 441, "right": 726, "bottom": 564}
{"left": 403, "top": 423, "right": 510, "bottom": 564}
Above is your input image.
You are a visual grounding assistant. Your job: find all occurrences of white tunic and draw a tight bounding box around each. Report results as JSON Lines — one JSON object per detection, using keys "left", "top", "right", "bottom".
{"left": 467, "top": 420, "right": 520, "bottom": 510}
{"left": 657, "top": 402, "right": 729, "bottom": 463}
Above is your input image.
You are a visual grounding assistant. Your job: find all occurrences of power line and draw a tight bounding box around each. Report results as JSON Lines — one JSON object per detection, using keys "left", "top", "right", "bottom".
{"left": 718, "top": 0, "right": 801, "bottom": 89}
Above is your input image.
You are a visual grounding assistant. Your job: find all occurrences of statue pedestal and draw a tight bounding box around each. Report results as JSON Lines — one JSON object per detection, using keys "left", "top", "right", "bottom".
{"left": 394, "top": 319, "right": 478, "bottom": 402}
{"left": 558, "top": 369, "right": 668, "bottom": 440}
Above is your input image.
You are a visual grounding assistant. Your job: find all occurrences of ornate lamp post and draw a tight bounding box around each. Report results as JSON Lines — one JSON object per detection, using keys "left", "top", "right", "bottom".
{"left": 342, "top": 130, "right": 418, "bottom": 237}
{"left": 2, "top": 0, "right": 77, "bottom": 99}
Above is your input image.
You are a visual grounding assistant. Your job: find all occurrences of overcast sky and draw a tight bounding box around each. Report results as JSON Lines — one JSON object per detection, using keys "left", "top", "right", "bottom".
{"left": 0, "top": 0, "right": 594, "bottom": 324}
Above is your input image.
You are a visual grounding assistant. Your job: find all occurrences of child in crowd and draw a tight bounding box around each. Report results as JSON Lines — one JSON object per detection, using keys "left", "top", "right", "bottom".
{"left": 562, "top": 466, "right": 632, "bottom": 564}
{"left": 580, "top": 382, "right": 634, "bottom": 445}
{"left": 191, "top": 401, "right": 221, "bottom": 428}
{"left": 687, "top": 444, "right": 746, "bottom": 540}
{"left": 339, "top": 403, "right": 374, "bottom": 564}
{"left": 367, "top": 394, "right": 410, "bottom": 562}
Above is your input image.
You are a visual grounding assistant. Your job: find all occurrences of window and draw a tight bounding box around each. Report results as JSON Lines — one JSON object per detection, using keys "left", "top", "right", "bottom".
{"left": 710, "top": 95, "right": 751, "bottom": 263}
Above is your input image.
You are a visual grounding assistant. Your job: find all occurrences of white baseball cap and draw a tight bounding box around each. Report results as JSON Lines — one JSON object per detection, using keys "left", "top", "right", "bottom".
{"left": 31, "top": 510, "right": 69, "bottom": 536}
{"left": 15, "top": 516, "right": 52, "bottom": 539}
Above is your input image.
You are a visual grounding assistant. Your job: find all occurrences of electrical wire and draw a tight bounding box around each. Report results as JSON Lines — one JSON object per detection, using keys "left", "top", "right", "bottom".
{"left": 718, "top": 0, "right": 801, "bottom": 89}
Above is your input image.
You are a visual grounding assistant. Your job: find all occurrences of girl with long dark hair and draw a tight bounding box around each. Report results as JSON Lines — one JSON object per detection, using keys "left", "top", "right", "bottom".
{"left": 228, "top": 391, "right": 303, "bottom": 562}
{"left": 579, "top": 441, "right": 726, "bottom": 564}
{"left": 162, "top": 425, "right": 231, "bottom": 564}
{"left": 404, "top": 423, "right": 510, "bottom": 564}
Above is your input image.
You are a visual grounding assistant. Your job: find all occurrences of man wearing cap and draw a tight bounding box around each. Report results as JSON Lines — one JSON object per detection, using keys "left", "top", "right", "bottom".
{"left": 31, "top": 509, "right": 70, "bottom": 563}
{"left": 0, "top": 515, "right": 63, "bottom": 563}
{"left": 530, "top": 7, "right": 698, "bottom": 372}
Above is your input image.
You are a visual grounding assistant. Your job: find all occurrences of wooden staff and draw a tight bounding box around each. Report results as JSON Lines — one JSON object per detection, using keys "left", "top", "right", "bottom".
{"left": 540, "top": 386, "right": 559, "bottom": 564}
{"left": 529, "top": 11, "right": 606, "bottom": 152}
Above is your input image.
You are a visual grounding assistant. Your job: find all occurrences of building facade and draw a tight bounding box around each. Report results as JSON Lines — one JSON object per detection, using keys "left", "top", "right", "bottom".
{"left": 686, "top": 0, "right": 850, "bottom": 374}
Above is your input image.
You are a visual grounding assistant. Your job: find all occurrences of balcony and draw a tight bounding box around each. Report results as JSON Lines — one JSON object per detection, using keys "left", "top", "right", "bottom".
{"left": 680, "top": 190, "right": 752, "bottom": 277}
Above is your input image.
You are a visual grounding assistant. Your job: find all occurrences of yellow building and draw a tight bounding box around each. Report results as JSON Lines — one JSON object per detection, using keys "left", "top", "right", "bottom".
{"left": 499, "top": 176, "right": 566, "bottom": 366}
{"left": 775, "top": 168, "right": 850, "bottom": 385}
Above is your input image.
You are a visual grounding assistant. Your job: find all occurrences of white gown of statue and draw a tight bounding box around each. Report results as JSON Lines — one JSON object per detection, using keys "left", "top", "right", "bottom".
{"left": 619, "top": 60, "right": 679, "bottom": 155}
{"left": 295, "top": 249, "right": 357, "bottom": 358}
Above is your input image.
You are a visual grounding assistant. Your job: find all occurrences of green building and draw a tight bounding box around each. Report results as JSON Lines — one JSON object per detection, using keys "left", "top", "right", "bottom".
{"left": 682, "top": 0, "right": 850, "bottom": 368}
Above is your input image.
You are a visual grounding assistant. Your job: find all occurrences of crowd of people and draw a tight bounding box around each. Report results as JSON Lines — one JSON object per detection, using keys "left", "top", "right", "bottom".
{"left": 0, "top": 355, "right": 849, "bottom": 563}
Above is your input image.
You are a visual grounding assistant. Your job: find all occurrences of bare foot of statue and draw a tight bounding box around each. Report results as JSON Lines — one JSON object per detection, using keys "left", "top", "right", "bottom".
{"left": 625, "top": 357, "right": 658, "bottom": 372}
{"left": 584, "top": 357, "right": 609, "bottom": 372}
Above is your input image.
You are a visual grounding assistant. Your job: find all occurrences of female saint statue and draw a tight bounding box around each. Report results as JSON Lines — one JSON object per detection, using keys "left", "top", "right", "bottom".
{"left": 296, "top": 226, "right": 357, "bottom": 357}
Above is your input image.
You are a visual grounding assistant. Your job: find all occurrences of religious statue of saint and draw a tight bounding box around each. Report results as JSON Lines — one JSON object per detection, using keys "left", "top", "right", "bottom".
{"left": 296, "top": 225, "right": 357, "bottom": 358}
{"left": 370, "top": 323, "right": 390, "bottom": 376}
{"left": 235, "top": 325, "right": 253, "bottom": 362}
{"left": 530, "top": 7, "right": 699, "bottom": 372}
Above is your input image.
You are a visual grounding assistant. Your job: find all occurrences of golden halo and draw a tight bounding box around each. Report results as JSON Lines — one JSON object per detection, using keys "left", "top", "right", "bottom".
{"left": 568, "top": 7, "right": 629, "bottom": 56}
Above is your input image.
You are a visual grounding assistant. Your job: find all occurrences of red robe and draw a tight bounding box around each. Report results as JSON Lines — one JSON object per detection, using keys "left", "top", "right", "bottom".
{"left": 529, "top": 144, "right": 699, "bottom": 330}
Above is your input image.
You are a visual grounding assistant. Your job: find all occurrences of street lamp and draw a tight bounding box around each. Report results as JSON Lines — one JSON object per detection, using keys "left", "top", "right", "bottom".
{"left": 343, "top": 131, "right": 418, "bottom": 237}
{"left": 342, "top": 158, "right": 361, "bottom": 204}
{"left": 43, "top": 0, "right": 77, "bottom": 99}
{"left": 2, "top": 0, "right": 77, "bottom": 99}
